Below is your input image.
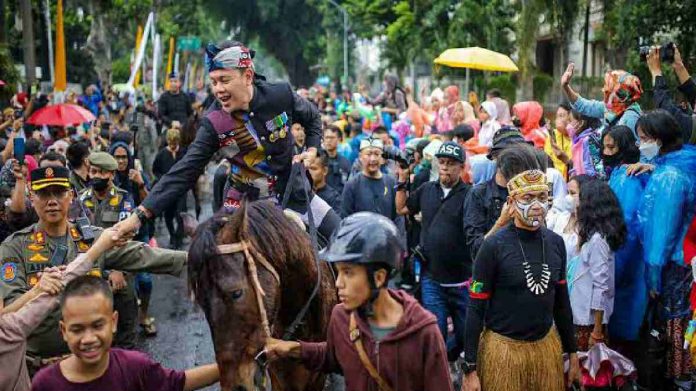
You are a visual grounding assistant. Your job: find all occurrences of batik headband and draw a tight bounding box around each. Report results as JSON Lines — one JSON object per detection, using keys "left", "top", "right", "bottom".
{"left": 359, "top": 137, "right": 384, "bottom": 151}
{"left": 205, "top": 43, "right": 255, "bottom": 73}
{"left": 507, "top": 169, "right": 548, "bottom": 197}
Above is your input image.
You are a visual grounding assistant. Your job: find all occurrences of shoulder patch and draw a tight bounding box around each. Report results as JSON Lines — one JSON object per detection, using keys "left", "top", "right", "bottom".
{"left": 2, "top": 262, "right": 17, "bottom": 282}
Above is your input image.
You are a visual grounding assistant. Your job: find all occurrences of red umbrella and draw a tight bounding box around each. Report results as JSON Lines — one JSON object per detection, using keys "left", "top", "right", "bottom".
{"left": 27, "top": 103, "right": 95, "bottom": 126}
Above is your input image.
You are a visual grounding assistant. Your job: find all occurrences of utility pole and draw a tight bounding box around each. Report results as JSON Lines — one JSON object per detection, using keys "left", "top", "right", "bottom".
{"left": 326, "top": 0, "right": 348, "bottom": 88}
{"left": 20, "top": 0, "right": 37, "bottom": 91}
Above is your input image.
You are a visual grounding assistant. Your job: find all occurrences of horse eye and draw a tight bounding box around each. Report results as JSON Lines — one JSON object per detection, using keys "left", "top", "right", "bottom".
{"left": 231, "top": 289, "right": 244, "bottom": 300}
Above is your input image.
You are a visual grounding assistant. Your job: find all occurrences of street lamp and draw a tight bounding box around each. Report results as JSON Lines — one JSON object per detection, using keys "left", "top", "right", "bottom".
{"left": 326, "top": 0, "right": 348, "bottom": 87}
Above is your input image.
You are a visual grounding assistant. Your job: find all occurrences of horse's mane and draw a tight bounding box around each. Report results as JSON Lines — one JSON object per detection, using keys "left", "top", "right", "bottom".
{"left": 188, "top": 199, "right": 316, "bottom": 301}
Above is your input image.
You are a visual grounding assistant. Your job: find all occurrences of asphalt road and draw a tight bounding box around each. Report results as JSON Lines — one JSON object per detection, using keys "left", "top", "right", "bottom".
{"left": 134, "top": 192, "right": 220, "bottom": 391}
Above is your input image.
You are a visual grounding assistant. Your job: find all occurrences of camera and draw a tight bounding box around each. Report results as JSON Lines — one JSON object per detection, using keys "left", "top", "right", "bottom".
{"left": 382, "top": 145, "right": 413, "bottom": 169}
{"left": 640, "top": 42, "right": 675, "bottom": 63}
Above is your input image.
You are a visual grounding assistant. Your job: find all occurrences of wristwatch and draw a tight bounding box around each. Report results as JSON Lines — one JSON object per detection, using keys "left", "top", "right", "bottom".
{"left": 461, "top": 361, "right": 477, "bottom": 375}
{"left": 132, "top": 207, "right": 149, "bottom": 224}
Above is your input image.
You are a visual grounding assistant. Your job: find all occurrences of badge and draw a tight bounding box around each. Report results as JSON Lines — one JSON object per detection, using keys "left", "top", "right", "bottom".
{"left": 88, "top": 268, "right": 102, "bottom": 278}
{"left": 69, "top": 227, "right": 81, "bottom": 240}
{"left": 84, "top": 199, "right": 94, "bottom": 208}
{"left": 123, "top": 201, "right": 132, "bottom": 210}
{"left": 45, "top": 167, "right": 54, "bottom": 178}
{"left": 29, "top": 253, "right": 49, "bottom": 263}
{"left": 109, "top": 196, "right": 120, "bottom": 207}
{"left": 77, "top": 241, "right": 90, "bottom": 252}
{"left": 27, "top": 243, "right": 45, "bottom": 252}
{"left": 34, "top": 232, "right": 46, "bottom": 245}
{"left": 279, "top": 126, "right": 287, "bottom": 139}
{"left": 28, "top": 274, "right": 39, "bottom": 287}
{"left": 2, "top": 262, "right": 16, "bottom": 282}
{"left": 269, "top": 132, "right": 278, "bottom": 143}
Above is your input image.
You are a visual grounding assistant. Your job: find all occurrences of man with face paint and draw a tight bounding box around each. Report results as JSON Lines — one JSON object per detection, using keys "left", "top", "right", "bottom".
{"left": 112, "top": 41, "right": 333, "bottom": 244}
{"left": 461, "top": 169, "right": 581, "bottom": 391}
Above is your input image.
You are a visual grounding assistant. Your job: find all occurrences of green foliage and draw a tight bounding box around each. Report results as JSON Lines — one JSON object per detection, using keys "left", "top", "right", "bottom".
{"left": 111, "top": 56, "right": 131, "bottom": 83}
{"left": 0, "top": 44, "right": 19, "bottom": 103}
{"left": 532, "top": 72, "right": 554, "bottom": 102}
{"left": 486, "top": 74, "right": 517, "bottom": 102}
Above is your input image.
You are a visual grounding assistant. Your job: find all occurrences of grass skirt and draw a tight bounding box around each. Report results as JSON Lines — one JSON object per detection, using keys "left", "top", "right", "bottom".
{"left": 479, "top": 327, "right": 564, "bottom": 391}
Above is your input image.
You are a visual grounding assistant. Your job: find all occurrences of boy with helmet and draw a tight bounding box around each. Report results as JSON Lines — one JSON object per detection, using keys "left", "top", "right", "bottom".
{"left": 264, "top": 212, "right": 452, "bottom": 391}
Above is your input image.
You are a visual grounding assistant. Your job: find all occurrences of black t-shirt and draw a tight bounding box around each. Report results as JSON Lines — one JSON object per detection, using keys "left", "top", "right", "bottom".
{"left": 406, "top": 180, "right": 472, "bottom": 284}
{"left": 316, "top": 184, "right": 342, "bottom": 215}
{"left": 340, "top": 173, "right": 397, "bottom": 220}
{"left": 463, "top": 225, "right": 576, "bottom": 363}
{"left": 326, "top": 154, "right": 351, "bottom": 193}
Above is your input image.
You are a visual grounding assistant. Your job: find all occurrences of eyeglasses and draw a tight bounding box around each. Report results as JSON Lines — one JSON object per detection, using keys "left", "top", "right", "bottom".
{"left": 35, "top": 188, "right": 70, "bottom": 201}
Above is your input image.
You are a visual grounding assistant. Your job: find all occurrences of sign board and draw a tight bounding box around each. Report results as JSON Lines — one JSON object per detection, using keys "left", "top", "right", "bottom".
{"left": 176, "top": 36, "right": 201, "bottom": 52}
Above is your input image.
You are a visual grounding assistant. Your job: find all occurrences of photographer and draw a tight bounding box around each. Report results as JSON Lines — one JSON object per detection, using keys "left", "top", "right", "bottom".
{"left": 647, "top": 44, "right": 696, "bottom": 143}
{"left": 395, "top": 141, "right": 472, "bottom": 362}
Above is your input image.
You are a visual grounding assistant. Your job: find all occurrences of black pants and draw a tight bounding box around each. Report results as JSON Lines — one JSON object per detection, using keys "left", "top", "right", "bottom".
{"left": 164, "top": 196, "right": 186, "bottom": 248}
{"left": 113, "top": 274, "right": 138, "bottom": 349}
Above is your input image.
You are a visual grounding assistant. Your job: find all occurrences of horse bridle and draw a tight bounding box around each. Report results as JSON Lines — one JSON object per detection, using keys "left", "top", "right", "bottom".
{"left": 216, "top": 240, "right": 279, "bottom": 390}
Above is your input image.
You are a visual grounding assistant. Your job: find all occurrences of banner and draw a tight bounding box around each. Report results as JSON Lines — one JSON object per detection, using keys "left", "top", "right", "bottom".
{"left": 164, "top": 36, "right": 175, "bottom": 90}
{"left": 126, "top": 12, "right": 153, "bottom": 89}
{"left": 134, "top": 25, "right": 143, "bottom": 88}
{"left": 54, "top": 0, "right": 67, "bottom": 91}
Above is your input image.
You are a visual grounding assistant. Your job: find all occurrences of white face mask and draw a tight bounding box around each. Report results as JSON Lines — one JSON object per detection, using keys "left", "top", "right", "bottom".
{"left": 639, "top": 141, "right": 660, "bottom": 160}
{"left": 554, "top": 194, "right": 576, "bottom": 213}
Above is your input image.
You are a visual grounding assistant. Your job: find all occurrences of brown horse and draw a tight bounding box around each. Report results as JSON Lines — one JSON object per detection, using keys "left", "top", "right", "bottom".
{"left": 188, "top": 200, "right": 337, "bottom": 391}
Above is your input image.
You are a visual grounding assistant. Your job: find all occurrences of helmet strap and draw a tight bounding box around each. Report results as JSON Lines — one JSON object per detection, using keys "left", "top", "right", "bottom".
{"left": 358, "top": 267, "right": 383, "bottom": 318}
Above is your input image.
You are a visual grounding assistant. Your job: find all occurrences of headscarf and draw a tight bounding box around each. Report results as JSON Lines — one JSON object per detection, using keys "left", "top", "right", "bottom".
{"left": 492, "top": 97, "right": 512, "bottom": 125}
{"left": 205, "top": 43, "right": 255, "bottom": 73}
{"left": 603, "top": 70, "right": 643, "bottom": 123}
{"left": 456, "top": 100, "right": 476, "bottom": 123}
{"left": 480, "top": 101, "right": 498, "bottom": 121}
{"left": 445, "top": 85, "right": 460, "bottom": 104}
{"left": 512, "top": 101, "right": 545, "bottom": 144}
{"left": 109, "top": 141, "right": 140, "bottom": 204}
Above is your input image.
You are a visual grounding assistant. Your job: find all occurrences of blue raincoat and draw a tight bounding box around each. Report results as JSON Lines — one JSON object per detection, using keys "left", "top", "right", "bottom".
{"left": 639, "top": 146, "right": 696, "bottom": 308}
{"left": 608, "top": 166, "right": 649, "bottom": 340}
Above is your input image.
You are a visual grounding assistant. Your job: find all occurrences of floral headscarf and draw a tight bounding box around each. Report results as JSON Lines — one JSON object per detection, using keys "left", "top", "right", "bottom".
{"left": 603, "top": 70, "right": 643, "bottom": 123}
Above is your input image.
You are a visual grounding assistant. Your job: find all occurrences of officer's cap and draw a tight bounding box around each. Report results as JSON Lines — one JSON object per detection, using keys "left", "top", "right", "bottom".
{"left": 30, "top": 166, "right": 71, "bottom": 191}
{"left": 88, "top": 152, "right": 118, "bottom": 171}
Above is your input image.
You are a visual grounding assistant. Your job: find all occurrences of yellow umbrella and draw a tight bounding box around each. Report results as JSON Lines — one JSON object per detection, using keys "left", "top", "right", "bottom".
{"left": 434, "top": 47, "right": 519, "bottom": 72}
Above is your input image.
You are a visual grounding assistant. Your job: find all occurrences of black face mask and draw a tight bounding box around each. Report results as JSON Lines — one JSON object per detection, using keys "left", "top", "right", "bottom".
{"left": 601, "top": 152, "right": 623, "bottom": 169}
{"left": 91, "top": 178, "right": 109, "bottom": 192}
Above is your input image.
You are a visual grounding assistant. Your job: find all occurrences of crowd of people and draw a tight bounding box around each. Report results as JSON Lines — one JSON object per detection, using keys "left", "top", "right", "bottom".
{"left": 0, "top": 38, "right": 696, "bottom": 391}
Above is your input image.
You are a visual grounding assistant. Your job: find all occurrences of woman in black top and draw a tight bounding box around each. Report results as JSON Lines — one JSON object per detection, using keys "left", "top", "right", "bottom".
{"left": 461, "top": 169, "right": 580, "bottom": 391}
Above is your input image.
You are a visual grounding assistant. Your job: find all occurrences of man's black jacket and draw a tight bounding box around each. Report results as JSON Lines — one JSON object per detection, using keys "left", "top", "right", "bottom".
{"left": 462, "top": 178, "right": 508, "bottom": 259}
{"left": 142, "top": 78, "right": 322, "bottom": 216}
{"left": 157, "top": 91, "right": 193, "bottom": 127}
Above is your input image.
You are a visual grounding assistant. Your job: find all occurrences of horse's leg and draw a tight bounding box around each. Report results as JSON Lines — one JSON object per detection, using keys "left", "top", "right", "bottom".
{"left": 271, "top": 362, "right": 325, "bottom": 391}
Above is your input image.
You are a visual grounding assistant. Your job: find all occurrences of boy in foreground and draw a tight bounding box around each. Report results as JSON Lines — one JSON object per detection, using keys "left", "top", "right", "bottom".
{"left": 265, "top": 212, "right": 453, "bottom": 391}
{"left": 31, "top": 274, "right": 219, "bottom": 390}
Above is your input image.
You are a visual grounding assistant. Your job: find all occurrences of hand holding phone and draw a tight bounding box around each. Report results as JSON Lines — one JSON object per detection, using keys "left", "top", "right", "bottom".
{"left": 13, "top": 137, "right": 25, "bottom": 165}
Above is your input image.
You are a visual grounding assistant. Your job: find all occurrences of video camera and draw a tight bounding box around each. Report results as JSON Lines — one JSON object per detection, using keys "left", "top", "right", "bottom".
{"left": 640, "top": 42, "right": 676, "bottom": 63}
{"left": 382, "top": 145, "right": 413, "bottom": 169}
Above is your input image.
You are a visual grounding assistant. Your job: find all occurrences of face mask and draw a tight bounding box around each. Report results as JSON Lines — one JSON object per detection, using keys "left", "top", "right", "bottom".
{"left": 91, "top": 178, "right": 109, "bottom": 192}
{"left": 514, "top": 199, "right": 549, "bottom": 227}
{"left": 601, "top": 152, "right": 623, "bottom": 168}
{"left": 555, "top": 193, "right": 576, "bottom": 213}
{"left": 639, "top": 141, "right": 659, "bottom": 160}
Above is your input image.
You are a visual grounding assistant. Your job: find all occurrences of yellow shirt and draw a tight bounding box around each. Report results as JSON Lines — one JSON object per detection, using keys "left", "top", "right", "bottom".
{"left": 544, "top": 129, "right": 572, "bottom": 179}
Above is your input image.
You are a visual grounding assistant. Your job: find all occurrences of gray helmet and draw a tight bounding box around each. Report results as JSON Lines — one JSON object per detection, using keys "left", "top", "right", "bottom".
{"left": 321, "top": 212, "right": 402, "bottom": 270}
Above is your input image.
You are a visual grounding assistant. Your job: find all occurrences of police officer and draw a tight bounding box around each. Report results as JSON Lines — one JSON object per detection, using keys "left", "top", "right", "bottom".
{"left": 113, "top": 40, "right": 339, "bottom": 246}
{"left": 79, "top": 152, "right": 140, "bottom": 348}
{"left": 0, "top": 166, "right": 186, "bottom": 372}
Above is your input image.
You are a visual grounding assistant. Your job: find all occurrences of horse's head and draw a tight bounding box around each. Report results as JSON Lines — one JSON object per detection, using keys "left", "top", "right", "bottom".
{"left": 188, "top": 200, "right": 316, "bottom": 390}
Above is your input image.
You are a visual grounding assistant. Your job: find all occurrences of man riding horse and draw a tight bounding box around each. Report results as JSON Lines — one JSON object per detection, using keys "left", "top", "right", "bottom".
{"left": 113, "top": 40, "right": 339, "bottom": 243}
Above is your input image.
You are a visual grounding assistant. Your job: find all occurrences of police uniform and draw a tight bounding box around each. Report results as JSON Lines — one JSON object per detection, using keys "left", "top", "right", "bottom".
{"left": 0, "top": 167, "right": 186, "bottom": 363}
{"left": 79, "top": 152, "right": 139, "bottom": 348}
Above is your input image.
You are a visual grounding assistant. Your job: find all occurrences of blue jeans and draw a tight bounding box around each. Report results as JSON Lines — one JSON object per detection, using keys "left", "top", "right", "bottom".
{"left": 421, "top": 276, "right": 468, "bottom": 361}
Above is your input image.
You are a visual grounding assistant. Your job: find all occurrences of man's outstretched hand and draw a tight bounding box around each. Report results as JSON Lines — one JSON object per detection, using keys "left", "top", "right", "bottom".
{"left": 111, "top": 212, "right": 142, "bottom": 245}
